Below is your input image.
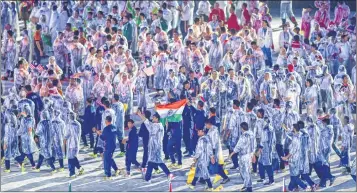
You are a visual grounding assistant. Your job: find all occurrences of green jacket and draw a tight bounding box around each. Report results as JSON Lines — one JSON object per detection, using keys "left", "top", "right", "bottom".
{"left": 123, "top": 22, "right": 133, "bottom": 41}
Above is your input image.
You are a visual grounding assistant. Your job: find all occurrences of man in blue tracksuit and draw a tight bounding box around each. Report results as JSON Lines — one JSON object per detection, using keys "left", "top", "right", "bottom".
{"left": 188, "top": 100, "right": 206, "bottom": 156}
{"left": 165, "top": 97, "right": 183, "bottom": 168}
{"left": 167, "top": 121, "right": 183, "bottom": 168}
{"left": 80, "top": 98, "right": 96, "bottom": 148}
{"left": 124, "top": 119, "right": 140, "bottom": 176}
{"left": 95, "top": 115, "right": 119, "bottom": 179}
{"left": 24, "top": 85, "right": 44, "bottom": 124}
{"left": 90, "top": 97, "right": 106, "bottom": 157}
{"left": 162, "top": 118, "right": 170, "bottom": 161}
{"left": 181, "top": 81, "right": 194, "bottom": 157}
{"left": 139, "top": 110, "right": 151, "bottom": 168}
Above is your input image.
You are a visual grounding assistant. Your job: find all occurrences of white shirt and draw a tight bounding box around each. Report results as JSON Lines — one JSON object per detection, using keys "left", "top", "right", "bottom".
{"left": 180, "top": 3, "right": 191, "bottom": 21}
{"left": 338, "top": 41, "right": 351, "bottom": 61}
{"left": 257, "top": 27, "right": 273, "bottom": 48}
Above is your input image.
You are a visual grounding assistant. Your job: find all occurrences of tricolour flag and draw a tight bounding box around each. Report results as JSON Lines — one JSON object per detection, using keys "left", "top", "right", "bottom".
{"left": 155, "top": 99, "right": 187, "bottom": 122}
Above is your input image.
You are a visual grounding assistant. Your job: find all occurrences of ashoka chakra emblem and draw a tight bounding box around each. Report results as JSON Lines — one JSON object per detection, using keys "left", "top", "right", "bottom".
{"left": 167, "top": 110, "right": 174, "bottom": 116}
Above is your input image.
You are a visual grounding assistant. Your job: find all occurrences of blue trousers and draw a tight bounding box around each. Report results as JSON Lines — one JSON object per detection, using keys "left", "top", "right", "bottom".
{"left": 229, "top": 149, "right": 239, "bottom": 168}
{"left": 81, "top": 130, "right": 94, "bottom": 148}
{"left": 168, "top": 134, "right": 182, "bottom": 165}
{"left": 272, "top": 158, "right": 280, "bottom": 171}
{"left": 141, "top": 139, "right": 149, "bottom": 168}
{"left": 68, "top": 157, "right": 81, "bottom": 176}
{"left": 258, "top": 163, "right": 274, "bottom": 183}
{"left": 340, "top": 149, "right": 349, "bottom": 166}
{"left": 192, "top": 177, "right": 212, "bottom": 188}
{"left": 36, "top": 154, "right": 55, "bottom": 170}
{"left": 58, "top": 158, "right": 64, "bottom": 168}
{"left": 288, "top": 176, "right": 307, "bottom": 191}
{"left": 301, "top": 173, "right": 315, "bottom": 187}
{"left": 183, "top": 123, "right": 191, "bottom": 153}
{"left": 16, "top": 153, "right": 36, "bottom": 167}
{"left": 261, "top": 46, "right": 272, "bottom": 68}
{"left": 163, "top": 131, "right": 169, "bottom": 159}
{"left": 217, "top": 164, "right": 229, "bottom": 179}
{"left": 276, "top": 144, "right": 286, "bottom": 169}
{"left": 104, "top": 150, "right": 118, "bottom": 177}
{"left": 34, "top": 49, "right": 42, "bottom": 66}
{"left": 313, "top": 161, "right": 334, "bottom": 186}
{"left": 5, "top": 155, "right": 23, "bottom": 170}
{"left": 125, "top": 151, "right": 140, "bottom": 173}
{"left": 252, "top": 155, "right": 258, "bottom": 173}
{"left": 1, "top": 145, "right": 4, "bottom": 158}
{"left": 309, "top": 163, "right": 322, "bottom": 179}
{"left": 180, "top": 20, "right": 188, "bottom": 40}
{"left": 145, "top": 161, "right": 170, "bottom": 181}
{"left": 190, "top": 133, "right": 198, "bottom": 155}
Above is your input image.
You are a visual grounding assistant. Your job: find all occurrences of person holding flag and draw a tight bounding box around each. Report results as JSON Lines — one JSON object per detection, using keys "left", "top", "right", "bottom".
{"left": 158, "top": 99, "right": 187, "bottom": 169}
{"left": 137, "top": 109, "right": 173, "bottom": 182}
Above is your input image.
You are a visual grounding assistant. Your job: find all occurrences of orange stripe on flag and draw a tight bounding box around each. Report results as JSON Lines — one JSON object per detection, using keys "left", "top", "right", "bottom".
{"left": 156, "top": 99, "right": 188, "bottom": 110}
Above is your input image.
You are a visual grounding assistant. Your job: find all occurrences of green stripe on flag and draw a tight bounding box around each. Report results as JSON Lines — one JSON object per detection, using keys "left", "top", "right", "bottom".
{"left": 166, "top": 114, "right": 183, "bottom": 122}
{"left": 160, "top": 114, "right": 183, "bottom": 124}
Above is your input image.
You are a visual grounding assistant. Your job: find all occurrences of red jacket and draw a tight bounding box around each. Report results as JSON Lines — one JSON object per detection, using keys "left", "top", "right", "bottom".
{"left": 226, "top": 13, "right": 241, "bottom": 31}
{"left": 209, "top": 8, "right": 225, "bottom": 22}
{"left": 242, "top": 8, "right": 251, "bottom": 26}
{"left": 291, "top": 40, "right": 301, "bottom": 48}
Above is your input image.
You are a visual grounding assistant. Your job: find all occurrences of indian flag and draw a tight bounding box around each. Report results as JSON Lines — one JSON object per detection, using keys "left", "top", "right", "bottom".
{"left": 156, "top": 99, "right": 187, "bottom": 122}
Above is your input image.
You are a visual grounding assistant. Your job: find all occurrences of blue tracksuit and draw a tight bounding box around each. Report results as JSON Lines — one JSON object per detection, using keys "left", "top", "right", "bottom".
{"left": 207, "top": 116, "right": 221, "bottom": 133}
{"left": 26, "top": 92, "right": 44, "bottom": 124}
{"left": 182, "top": 105, "right": 193, "bottom": 154}
{"left": 94, "top": 105, "right": 105, "bottom": 154}
{"left": 100, "top": 124, "right": 118, "bottom": 177}
{"left": 191, "top": 107, "right": 206, "bottom": 153}
{"left": 125, "top": 126, "right": 140, "bottom": 173}
{"left": 138, "top": 122, "right": 149, "bottom": 168}
{"left": 80, "top": 105, "right": 96, "bottom": 147}
{"left": 167, "top": 121, "right": 182, "bottom": 165}
{"left": 162, "top": 118, "right": 170, "bottom": 160}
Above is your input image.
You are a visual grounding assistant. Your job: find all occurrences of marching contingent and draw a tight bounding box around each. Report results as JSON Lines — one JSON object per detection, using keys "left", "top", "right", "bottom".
{"left": 0, "top": 0, "right": 356, "bottom": 192}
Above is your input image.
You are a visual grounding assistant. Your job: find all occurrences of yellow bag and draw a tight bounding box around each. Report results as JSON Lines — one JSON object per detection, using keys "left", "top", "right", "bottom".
{"left": 123, "top": 103, "right": 128, "bottom": 112}
{"left": 217, "top": 139, "right": 225, "bottom": 165}
{"left": 186, "top": 167, "right": 196, "bottom": 184}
